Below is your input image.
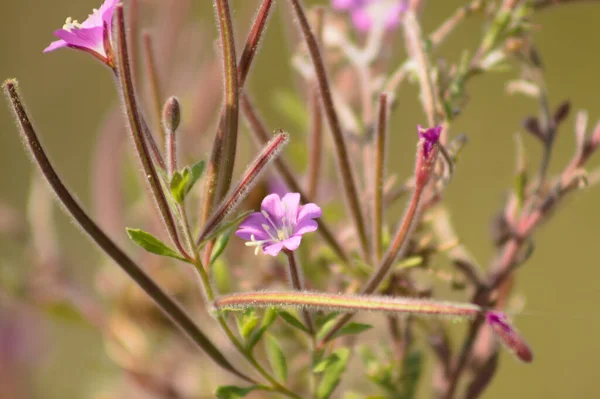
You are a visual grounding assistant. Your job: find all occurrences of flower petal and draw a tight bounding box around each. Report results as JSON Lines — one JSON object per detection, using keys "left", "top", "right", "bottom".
{"left": 297, "top": 203, "right": 322, "bottom": 224}
{"left": 261, "top": 193, "right": 284, "bottom": 226}
{"left": 263, "top": 242, "right": 284, "bottom": 257}
{"left": 282, "top": 193, "right": 301, "bottom": 225}
{"left": 294, "top": 219, "right": 318, "bottom": 236}
{"left": 282, "top": 236, "right": 302, "bottom": 252}
{"left": 332, "top": 0, "right": 362, "bottom": 10}
{"left": 54, "top": 26, "right": 106, "bottom": 56}
{"left": 236, "top": 212, "right": 270, "bottom": 241}
{"left": 43, "top": 39, "right": 68, "bottom": 53}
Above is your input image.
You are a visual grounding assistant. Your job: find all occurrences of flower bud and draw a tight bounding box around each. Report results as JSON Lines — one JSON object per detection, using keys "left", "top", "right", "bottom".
{"left": 162, "top": 96, "right": 181, "bottom": 133}
{"left": 486, "top": 311, "right": 533, "bottom": 363}
{"left": 415, "top": 125, "right": 442, "bottom": 187}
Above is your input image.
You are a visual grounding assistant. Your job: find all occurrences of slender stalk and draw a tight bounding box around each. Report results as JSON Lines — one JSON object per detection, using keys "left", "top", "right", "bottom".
{"left": 306, "top": 7, "right": 325, "bottom": 200}
{"left": 284, "top": 250, "right": 314, "bottom": 334}
{"left": 240, "top": 94, "right": 350, "bottom": 263}
{"left": 402, "top": 10, "right": 440, "bottom": 126}
{"left": 214, "top": 291, "right": 480, "bottom": 318}
{"left": 289, "top": 0, "right": 370, "bottom": 260}
{"left": 202, "top": 0, "right": 240, "bottom": 227}
{"left": 198, "top": 131, "right": 289, "bottom": 244}
{"left": 3, "top": 79, "right": 251, "bottom": 383}
{"left": 142, "top": 32, "right": 164, "bottom": 142}
{"left": 320, "top": 183, "right": 426, "bottom": 344}
{"left": 372, "top": 94, "right": 389, "bottom": 262}
{"left": 238, "top": 0, "right": 274, "bottom": 87}
{"left": 114, "top": 6, "right": 190, "bottom": 260}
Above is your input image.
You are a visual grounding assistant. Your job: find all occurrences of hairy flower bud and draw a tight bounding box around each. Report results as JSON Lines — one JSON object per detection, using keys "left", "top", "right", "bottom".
{"left": 415, "top": 125, "right": 442, "bottom": 187}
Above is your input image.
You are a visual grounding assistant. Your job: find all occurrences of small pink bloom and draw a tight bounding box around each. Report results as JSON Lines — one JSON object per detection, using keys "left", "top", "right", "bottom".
{"left": 236, "top": 193, "right": 321, "bottom": 257}
{"left": 43, "top": 0, "right": 119, "bottom": 65}
{"left": 332, "top": 0, "right": 407, "bottom": 32}
{"left": 486, "top": 311, "right": 533, "bottom": 363}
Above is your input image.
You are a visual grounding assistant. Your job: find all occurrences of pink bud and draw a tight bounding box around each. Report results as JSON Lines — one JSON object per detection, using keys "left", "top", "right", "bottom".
{"left": 415, "top": 125, "right": 442, "bottom": 187}
{"left": 486, "top": 311, "right": 533, "bottom": 363}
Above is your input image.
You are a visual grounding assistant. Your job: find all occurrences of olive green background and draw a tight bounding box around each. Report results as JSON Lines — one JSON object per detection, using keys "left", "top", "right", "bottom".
{"left": 1, "top": 0, "right": 600, "bottom": 398}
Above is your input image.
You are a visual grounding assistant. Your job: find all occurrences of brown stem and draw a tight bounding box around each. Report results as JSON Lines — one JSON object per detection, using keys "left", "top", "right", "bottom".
{"left": 289, "top": 0, "right": 370, "bottom": 260}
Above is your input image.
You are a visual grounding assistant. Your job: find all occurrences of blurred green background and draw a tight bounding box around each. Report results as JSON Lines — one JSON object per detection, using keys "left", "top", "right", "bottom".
{"left": 1, "top": 0, "right": 600, "bottom": 398}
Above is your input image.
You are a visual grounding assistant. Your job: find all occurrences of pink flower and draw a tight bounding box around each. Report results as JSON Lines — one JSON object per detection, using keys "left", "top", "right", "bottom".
{"left": 43, "top": 0, "right": 119, "bottom": 66}
{"left": 332, "top": 0, "right": 408, "bottom": 32}
{"left": 236, "top": 193, "right": 321, "bottom": 256}
{"left": 486, "top": 311, "right": 533, "bottom": 363}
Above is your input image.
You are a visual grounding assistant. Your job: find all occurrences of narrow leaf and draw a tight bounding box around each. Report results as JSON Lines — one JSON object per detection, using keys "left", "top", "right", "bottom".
{"left": 186, "top": 160, "right": 205, "bottom": 196}
{"left": 265, "top": 334, "right": 288, "bottom": 382}
{"left": 126, "top": 228, "right": 189, "bottom": 262}
{"left": 313, "top": 353, "right": 340, "bottom": 373}
{"left": 236, "top": 309, "right": 259, "bottom": 339}
{"left": 329, "top": 322, "right": 373, "bottom": 340}
{"left": 216, "top": 385, "right": 265, "bottom": 399}
{"left": 210, "top": 228, "right": 233, "bottom": 266}
{"left": 246, "top": 308, "right": 277, "bottom": 351}
{"left": 317, "top": 348, "right": 350, "bottom": 399}
{"left": 199, "top": 210, "right": 253, "bottom": 248}
{"left": 278, "top": 310, "right": 310, "bottom": 333}
{"left": 170, "top": 169, "right": 189, "bottom": 204}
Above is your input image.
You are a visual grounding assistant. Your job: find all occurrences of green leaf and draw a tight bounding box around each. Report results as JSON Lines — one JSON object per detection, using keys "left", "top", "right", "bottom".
{"left": 265, "top": 334, "right": 288, "bottom": 382}
{"left": 210, "top": 229, "right": 232, "bottom": 266}
{"left": 316, "top": 312, "right": 340, "bottom": 331}
{"left": 187, "top": 160, "right": 205, "bottom": 194}
{"left": 329, "top": 322, "right": 373, "bottom": 340}
{"left": 236, "top": 309, "right": 259, "bottom": 339}
{"left": 215, "top": 385, "right": 264, "bottom": 399}
{"left": 169, "top": 169, "right": 188, "bottom": 204}
{"left": 169, "top": 160, "right": 205, "bottom": 204}
{"left": 246, "top": 308, "right": 277, "bottom": 351}
{"left": 278, "top": 310, "right": 309, "bottom": 333}
{"left": 317, "top": 348, "right": 351, "bottom": 399}
{"left": 313, "top": 353, "right": 340, "bottom": 373}
{"left": 126, "top": 228, "right": 189, "bottom": 262}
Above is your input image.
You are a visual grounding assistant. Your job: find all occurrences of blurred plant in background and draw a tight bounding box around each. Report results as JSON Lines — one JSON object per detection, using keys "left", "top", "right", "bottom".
{"left": 2, "top": 0, "right": 600, "bottom": 398}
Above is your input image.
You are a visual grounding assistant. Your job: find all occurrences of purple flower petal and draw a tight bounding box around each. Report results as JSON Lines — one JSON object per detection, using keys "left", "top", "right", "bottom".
{"left": 236, "top": 212, "right": 270, "bottom": 240}
{"left": 282, "top": 193, "right": 301, "bottom": 225}
{"left": 297, "top": 203, "right": 322, "bottom": 223}
{"left": 282, "top": 236, "right": 302, "bottom": 251}
{"left": 294, "top": 219, "right": 318, "bottom": 236}
{"left": 53, "top": 27, "right": 106, "bottom": 56}
{"left": 263, "top": 242, "right": 284, "bottom": 256}
{"left": 261, "top": 193, "right": 285, "bottom": 226}
{"left": 418, "top": 125, "right": 442, "bottom": 158}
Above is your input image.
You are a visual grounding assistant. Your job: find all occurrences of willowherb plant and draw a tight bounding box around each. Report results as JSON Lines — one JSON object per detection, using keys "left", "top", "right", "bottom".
{"left": 2, "top": 0, "right": 600, "bottom": 398}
